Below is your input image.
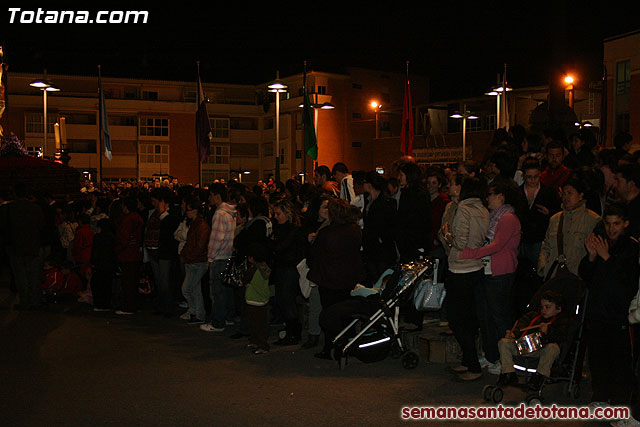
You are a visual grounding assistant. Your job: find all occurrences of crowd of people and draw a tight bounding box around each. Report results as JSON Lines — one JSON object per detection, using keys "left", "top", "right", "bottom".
{"left": 3, "top": 126, "right": 640, "bottom": 420}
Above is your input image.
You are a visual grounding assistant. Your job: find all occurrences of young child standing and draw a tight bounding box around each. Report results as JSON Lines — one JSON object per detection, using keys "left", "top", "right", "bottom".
{"left": 496, "top": 290, "right": 569, "bottom": 391}
{"left": 243, "top": 243, "right": 272, "bottom": 354}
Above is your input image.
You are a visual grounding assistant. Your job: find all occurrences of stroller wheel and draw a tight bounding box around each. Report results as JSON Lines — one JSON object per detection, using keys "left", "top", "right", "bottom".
{"left": 390, "top": 345, "right": 404, "bottom": 359}
{"left": 491, "top": 387, "right": 503, "bottom": 404}
{"left": 526, "top": 394, "right": 543, "bottom": 406}
{"left": 401, "top": 351, "right": 420, "bottom": 369}
{"left": 482, "top": 385, "right": 494, "bottom": 401}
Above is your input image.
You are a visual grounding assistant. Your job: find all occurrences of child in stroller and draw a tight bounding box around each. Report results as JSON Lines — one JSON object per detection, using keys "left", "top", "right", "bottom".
{"left": 496, "top": 290, "right": 569, "bottom": 391}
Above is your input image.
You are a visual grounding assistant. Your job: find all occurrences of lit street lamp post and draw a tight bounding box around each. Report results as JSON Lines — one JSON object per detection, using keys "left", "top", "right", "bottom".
{"left": 564, "top": 75, "right": 575, "bottom": 109}
{"left": 30, "top": 73, "right": 60, "bottom": 159}
{"left": 267, "top": 71, "right": 288, "bottom": 182}
{"left": 370, "top": 101, "right": 382, "bottom": 139}
{"left": 450, "top": 111, "right": 478, "bottom": 161}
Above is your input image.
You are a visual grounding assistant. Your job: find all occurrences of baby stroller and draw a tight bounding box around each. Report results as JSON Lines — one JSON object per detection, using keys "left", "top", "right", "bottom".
{"left": 331, "top": 258, "right": 435, "bottom": 370}
{"left": 482, "top": 270, "right": 587, "bottom": 406}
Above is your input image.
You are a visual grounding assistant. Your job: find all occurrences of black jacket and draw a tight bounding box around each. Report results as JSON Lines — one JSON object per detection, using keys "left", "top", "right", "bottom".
{"left": 272, "top": 221, "right": 304, "bottom": 269}
{"left": 91, "top": 231, "right": 117, "bottom": 273}
{"left": 579, "top": 233, "right": 640, "bottom": 326}
{"left": 396, "top": 186, "right": 432, "bottom": 262}
{"left": 362, "top": 194, "right": 397, "bottom": 265}
{"left": 520, "top": 184, "right": 561, "bottom": 244}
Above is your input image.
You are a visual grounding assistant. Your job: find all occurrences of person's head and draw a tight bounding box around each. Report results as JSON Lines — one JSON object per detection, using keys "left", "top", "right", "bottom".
{"left": 285, "top": 179, "right": 301, "bottom": 199}
{"left": 569, "top": 131, "right": 585, "bottom": 152}
{"left": 272, "top": 199, "right": 296, "bottom": 225}
{"left": 398, "top": 162, "right": 423, "bottom": 189}
{"left": 314, "top": 165, "right": 332, "bottom": 186}
{"left": 448, "top": 173, "right": 465, "bottom": 199}
{"left": 561, "top": 177, "right": 585, "bottom": 211}
{"left": 522, "top": 158, "right": 542, "bottom": 189}
{"left": 247, "top": 195, "right": 269, "bottom": 218}
{"left": 331, "top": 162, "right": 349, "bottom": 183}
{"left": 540, "top": 290, "right": 563, "bottom": 318}
{"left": 327, "top": 198, "right": 358, "bottom": 225}
{"left": 457, "top": 160, "right": 480, "bottom": 178}
{"left": 603, "top": 202, "right": 630, "bottom": 241}
{"left": 597, "top": 149, "right": 619, "bottom": 181}
{"left": 208, "top": 182, "right": 228, "bottom": 207}
{"left": 460, "top": 176, "right": 487, "bottom": 201}
{"left": 425, "top": 168, "right": 446, "bottom": 196}
{"left": 184, "top": 197, "right": 203, "bottom": 221}
{"left": 387, "top": 177, "right": 399, "bottom": 195}
{"left": 352, "top": 171, "right": 366, "bottom": 196}
{"left": 363, "top": 170, "right": 387, "bottom": 196}
{"left": 486, "top": 182, "right": 509, "bottom": 211}
{"left": 546, "top": 141, "right": 565, "bottom": 169}
{"left": 318, "top": 197, "right": 330, "bottom": 221}
{"left": 150, "top": 187, "right": 172, "bottom": 213}
{"left": 123, "top": 197, "right": 138, "bottom": 215}
{"left": 614, "top": 132, "right": 633, "bottom": 152}
{"left": 615, "top": 163, "right": 640, "bottom": 201}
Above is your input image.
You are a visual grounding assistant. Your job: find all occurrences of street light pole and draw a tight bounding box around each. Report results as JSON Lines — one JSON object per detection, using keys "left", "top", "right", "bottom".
{"left": 450, "top": 111, "right": 478, "bottom": 162}
{"left": 268, "top": 71, "right": 288, "bottom": 182}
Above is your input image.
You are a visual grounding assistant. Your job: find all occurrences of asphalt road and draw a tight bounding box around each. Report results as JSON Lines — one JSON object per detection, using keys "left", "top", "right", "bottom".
{"left": 0, "top": 287, "right": 605, "bottom": 427}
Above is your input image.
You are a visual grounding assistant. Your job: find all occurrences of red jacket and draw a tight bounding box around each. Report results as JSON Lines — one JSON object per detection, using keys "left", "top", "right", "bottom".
{"left": 72, "top": 224, "right": 94, "bottom": 265}
{"left": 540, "top": 165, "right": 570, "bottom": 193}
{"left": 116, "top": 212, "right": 144, "bottom": 262}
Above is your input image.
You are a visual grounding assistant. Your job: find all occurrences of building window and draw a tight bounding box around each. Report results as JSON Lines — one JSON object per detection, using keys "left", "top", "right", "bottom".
{"left": 263, "top": 142, "right": 273, "bottom": 157}
{"left": 352, "top": 112, "right": 362, "bottom": 119}
{"left": 66, "top": 139, "right": 97, "bottom": 153}
{"left": 26, "top": 146, "right": 43, "bottom": 157}
{"left": 296, "top": 149, "right": 302, "bottom": 159}
{"left": 124, "top": 87, "right": 138, "bottom": 99}
{"left": 467, "top": 118, "right": 481, "bottom": 132}
{"left": 616, "top": 113, "right": 630, "bottom": 133}
{"left": 142, "top": 91, "right": 158, "bottom": 101}
{"left": 25, "top": 113, "right": 56, "bottom": 134}
{"left": 108, "top": 115, "right": 137, "bottom": 126}
{"left": 140, "top": 117, "right": 169, "bottom": 137}
{"left": 280, "top": 148, "right": 286, "bottom": 165}
{"left": 380, "top": 121, "right": 391, "bottom": 132}
{"left": 484, "top": 114, "right": 496, "bottom": 130}
{"left": 230, "top": 143, "right": 259, "bottom": 158}
{"left": 317, "top": 86, "right": 327, "bottom": 95}
{"left": 230, "top": 117, "right": 258, "bottom": 130}
{"left": 62, "top": 112, "right": 96, "bottom": 125}
{"left": 210, "top": 118, "right": 230, "bottom": 139}
{"left": 203, "top": 145, "right": 229, "bottom": 165}
{"left": 617, "top": 60, "right": 631, "bottom": 95}
{"left": 265, "top": 117, "right": 274, "bottom": 130}
{"left": 184, "top": 90, "right": 197, "bottom": 103}
{"left": 139, "top": 143, "right": 169, "bottom": 164}
{"left": 352, "top": 141, "right": 362, "bottom": 148}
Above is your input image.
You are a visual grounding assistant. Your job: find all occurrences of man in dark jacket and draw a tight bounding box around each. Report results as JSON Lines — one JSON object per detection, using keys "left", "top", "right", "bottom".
{"left": 4, "top": 183, "right": 44, "bottom": 309}
{"left": 579, "top": 202, "right": 640, "bottom": 407}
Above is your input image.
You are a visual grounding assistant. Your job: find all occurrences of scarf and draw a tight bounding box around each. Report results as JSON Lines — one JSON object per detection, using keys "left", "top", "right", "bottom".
{"left": 486, "top": 204, "right": 515, "bottom": 242}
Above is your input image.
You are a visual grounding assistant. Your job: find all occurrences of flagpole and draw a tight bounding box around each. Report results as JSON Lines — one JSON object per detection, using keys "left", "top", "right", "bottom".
{"left": 303, "top": 61, "right": 307, "bottom": 184}
{"left": 98, "top": 65, "right": 103, "bottom": 189}
{"left": 197, "top": 61, "right": 202, "bottom": 188}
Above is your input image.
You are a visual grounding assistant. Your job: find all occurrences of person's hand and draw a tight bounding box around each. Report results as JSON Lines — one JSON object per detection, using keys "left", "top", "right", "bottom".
{"left": 539, "top": 323, "right": 548, "bottom": 335}
{"left": 593, "top": 235, "right": 610, "bottom": 261}
{"left": 585, "top": 233, "right": 597, "bottom": 260}
{"left": 535, "top": 204, "right": 550, "bottom": 216}
{"left": 308, "top": 232, "right": 317, "bottom": 243}
{"left": 441, "top": 222, "right": 453, "bottom": 244}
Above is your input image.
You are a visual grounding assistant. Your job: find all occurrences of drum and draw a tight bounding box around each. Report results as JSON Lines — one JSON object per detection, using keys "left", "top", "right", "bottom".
{"left": 514, "top": 332, "right": 543, "bottom": 355}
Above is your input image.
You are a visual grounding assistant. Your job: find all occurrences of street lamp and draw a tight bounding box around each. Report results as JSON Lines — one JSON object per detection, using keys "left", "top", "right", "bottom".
{"left": 267, "top": 71, "right": 288, "bottom": 182}
{"left": 564, "top": 74, "right": 575, "bottom": 109}
{"left": 484, "top": 85, "right": 512, "bottom": 129}
{"left": 30, "top": 73, "right": 60, "bottom": 159}
{"left": 450, "top": 111, "right": 478, "bottom": 161}
{"left": 370, "top": 101, "right": 382, "bottom": 139}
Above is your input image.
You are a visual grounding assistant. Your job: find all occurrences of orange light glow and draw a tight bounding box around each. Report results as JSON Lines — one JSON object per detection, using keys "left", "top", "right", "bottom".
{"left": 564, "top": 75, "right": 574, "bottom": 85}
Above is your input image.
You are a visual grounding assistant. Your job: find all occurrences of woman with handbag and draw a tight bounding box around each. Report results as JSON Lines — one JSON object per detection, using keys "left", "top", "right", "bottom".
{"left": 459, "top": 181, "right": 522, "bottom": 375}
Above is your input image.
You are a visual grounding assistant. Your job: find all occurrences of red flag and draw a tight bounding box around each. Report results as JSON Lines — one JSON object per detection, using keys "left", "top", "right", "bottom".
{"left": 400, "top": 78, "right": 414, "bottom": 156}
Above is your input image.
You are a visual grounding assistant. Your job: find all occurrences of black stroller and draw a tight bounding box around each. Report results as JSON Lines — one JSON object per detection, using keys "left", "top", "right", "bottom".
{"left": 482, "top": 270, "right": 587, "bottom": 405}
{"left": 330, "top": 259, "right": 435, "bottom": 370}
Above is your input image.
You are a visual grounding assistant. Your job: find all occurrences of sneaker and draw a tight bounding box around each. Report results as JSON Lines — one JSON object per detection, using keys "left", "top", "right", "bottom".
{"left": 253, "top": 348, "right": 269, "bottom": 354}
{"left": 93, "top": 308, "right": 110, "bottom": 312}
{"left": 187, "top": 315, "right": 205, "bottom": 325}
{"left": 180, "top": 312, "right": 191, "bottom": 320}
{"left": 247, "top": 343, "right": 258, "bottom": 350}
{"left": 487, "top": 361, "right": 502, "bottom": 376}
{"left": 478, "top": 356, "right": 491, "bottom": 369}
{"left": 611, "top": 416, "right": 640, "bottom": 427}
{"left": 178, "top": 301, "right": 188, "bottom": 309}
{"left": 200, "top": 324, "right": 225, "bottom": 332}
{"left": 115, "top": 310, "right": 133, "bottom": 315}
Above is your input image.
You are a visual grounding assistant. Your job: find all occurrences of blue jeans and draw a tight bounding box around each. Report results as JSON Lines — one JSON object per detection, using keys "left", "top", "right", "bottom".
{"left": 475, "top": 272, "right": 515, "bottom": 363}
{"left": 149, "top": 255, "right": 173, "bottom": 315}
{"left": 209, "top": 259, "right": 235, "bottom": 328}
{"left": 182, "top": 262, "right": 208, "bottom": 321}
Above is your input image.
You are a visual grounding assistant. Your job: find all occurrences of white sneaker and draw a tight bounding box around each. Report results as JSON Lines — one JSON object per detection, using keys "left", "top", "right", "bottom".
{"left": 178, "top": 302, "right": 188, "bottom": 309}
{"left": 200, "top": 324, "right": 225, "bottom": 332}
{"left": 478, "top": 356, "right": 491, "bottom": 369}
{"left": 179, "top": 312, "right": 191, "bottom": 320}
{"left": 487, "top": 361, "right": 502, "bottom": 375}
{"left": 611, "top": 416, "right": 640, "bottom": 427}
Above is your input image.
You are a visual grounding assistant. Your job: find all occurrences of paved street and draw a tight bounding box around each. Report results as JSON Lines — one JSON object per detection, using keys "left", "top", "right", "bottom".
{"left": 0, "top": 286, "right": 605, "bottom": 426}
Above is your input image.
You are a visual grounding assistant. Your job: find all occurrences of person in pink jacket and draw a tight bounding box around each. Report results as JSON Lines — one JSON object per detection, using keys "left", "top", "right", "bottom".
{"left": 460, "top": 181, "right": 522, "bottom": 375}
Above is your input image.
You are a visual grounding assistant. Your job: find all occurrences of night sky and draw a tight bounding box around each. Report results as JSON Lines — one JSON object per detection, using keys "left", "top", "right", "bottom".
{"left": 1, "top": 1, "right": 638, "bottom": 100}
